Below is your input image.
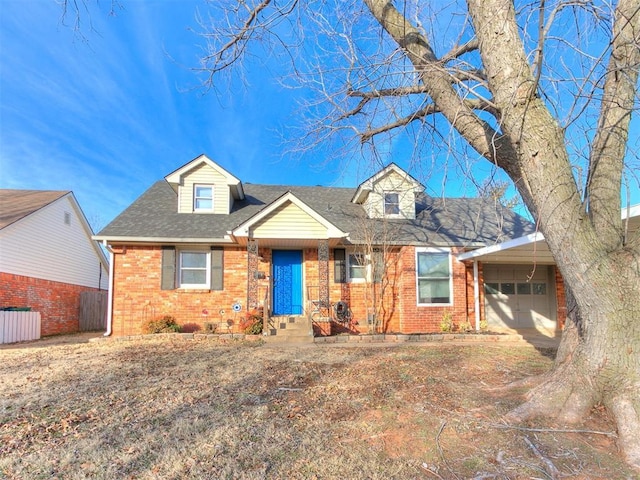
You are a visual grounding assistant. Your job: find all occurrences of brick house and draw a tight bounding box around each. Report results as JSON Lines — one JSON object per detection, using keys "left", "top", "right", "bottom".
{"left": 0, "top": 190, "right": 109, "bottom": 336}
{"left": 95, "top": 154, "right": 568, "bottom": 338}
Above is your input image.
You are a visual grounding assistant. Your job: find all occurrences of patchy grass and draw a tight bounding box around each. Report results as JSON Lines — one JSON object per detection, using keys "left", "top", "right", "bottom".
{"left": 0, "top": 335, "right": 634, "bottom": 479}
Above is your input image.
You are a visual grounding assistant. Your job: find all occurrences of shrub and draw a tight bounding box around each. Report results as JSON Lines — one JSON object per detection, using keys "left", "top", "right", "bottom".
{"left": 440, "top": 311, "right": 453, "bottom": 333}
{"left": 458, "top": 320, "right": 472, "bottom": 333}
{"left": 240, "top": 309, "right": 263, "bottom": 335}
{"left": 143, "top": 315, "right": 181, "bottom": 334}
{"left": 180, "top": 323, "right": 201, "bottom": 333}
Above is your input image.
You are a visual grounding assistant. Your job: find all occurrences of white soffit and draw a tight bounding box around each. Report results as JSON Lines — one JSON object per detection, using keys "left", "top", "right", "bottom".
{"left": 456, "top": 232, "right": 555, "bottom": 264}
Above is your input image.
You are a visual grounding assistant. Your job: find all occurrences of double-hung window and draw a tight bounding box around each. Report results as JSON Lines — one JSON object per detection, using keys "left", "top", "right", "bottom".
{"left": 384, "top": 192, "right": 400, "bottom": 215}
{"left": 348, "top": 252, "right": 368, "bottom": 282}
{"left": 194, "top": 185, "right": 213, "bottom": 212}
{"left": 179, "top": 251, "right": 210, "bottom": 289}
{"left": 416, "top": 248, "right": 452, "bottom": 305}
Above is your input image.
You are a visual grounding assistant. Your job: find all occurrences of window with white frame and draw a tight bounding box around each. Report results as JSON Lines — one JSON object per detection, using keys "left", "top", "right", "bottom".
{"left": 384, "top": 192, "right": 400, "bottom": 215}
{"left": 348, "top": 252, "right": 368, "bottom": 282}
{"left": 179, "top": 250, "right": 210, "bottom": 288}
{"left": 194, "top": 185, "right": 214, "bottom": 212}
{"left": 416, "top": 248, "right": 452, "bottom": 304}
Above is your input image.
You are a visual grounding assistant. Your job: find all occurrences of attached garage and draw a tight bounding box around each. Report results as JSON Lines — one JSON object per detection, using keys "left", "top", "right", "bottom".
{"left": 483, "top": 264, "right": 558, "bottom": 331}
{"left": 457, "top": 232, "right": 561, "bottom": 333}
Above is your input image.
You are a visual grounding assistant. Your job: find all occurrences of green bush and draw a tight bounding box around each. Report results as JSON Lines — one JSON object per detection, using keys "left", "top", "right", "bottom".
{"left": 143, "top": 315, "right": 182, "bottom": 334}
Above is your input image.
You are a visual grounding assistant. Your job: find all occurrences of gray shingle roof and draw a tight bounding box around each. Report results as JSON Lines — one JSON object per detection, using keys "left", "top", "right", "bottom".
{"left": 97, "top": 180, "right": 534, "bottom": 247}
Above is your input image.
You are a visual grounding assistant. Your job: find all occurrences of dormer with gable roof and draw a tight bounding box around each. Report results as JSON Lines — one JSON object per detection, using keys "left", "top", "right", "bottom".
{"left": 351, "top": 163, "right": 424, "bottom": 220}
{"left": 164, "top": 154, "right": 245, "bottom": 214}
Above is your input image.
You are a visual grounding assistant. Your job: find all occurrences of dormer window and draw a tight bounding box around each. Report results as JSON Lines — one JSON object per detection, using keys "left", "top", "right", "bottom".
{"left": 384, "top": 192, "right": 400, "bottom": 215}
{"left": 194, "top": 185, "right": 213, "bottom": 212}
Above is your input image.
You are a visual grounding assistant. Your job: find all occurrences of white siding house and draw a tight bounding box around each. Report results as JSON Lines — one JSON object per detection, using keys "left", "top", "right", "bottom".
{"left": 0, "top": 190, "right": 109, "bottom": 337}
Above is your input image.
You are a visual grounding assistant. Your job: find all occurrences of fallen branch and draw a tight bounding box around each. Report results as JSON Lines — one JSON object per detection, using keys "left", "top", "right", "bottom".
{"left": 435, "top": 421, "right": 461, "bottom": 480}
{"left": 488, "top": 422, "right": 618, "bottom": 437}
{"left": 524, "top": 436, "right": 560, "bottom": 480}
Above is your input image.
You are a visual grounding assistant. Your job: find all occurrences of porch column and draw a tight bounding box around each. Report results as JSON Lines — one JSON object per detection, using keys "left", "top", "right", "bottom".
{"left": 247, "top": 240, "right": 259, "bottom": 310}
{"left": 318, "top": 240, "right": 330, "bottom": 309}
{"left": 473, "top": 260, "right": 480, "bottom": 331}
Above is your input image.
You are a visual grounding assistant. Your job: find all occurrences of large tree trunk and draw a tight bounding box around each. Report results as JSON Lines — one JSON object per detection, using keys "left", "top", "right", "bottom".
{"left": 507, "top": 255, "right": 640, "bottom": 468}
{"left": 364, "top": 0, "right": 640, "bottom": 468}
{"left": 467, "top": 0, "right": 640, "bottom": 468}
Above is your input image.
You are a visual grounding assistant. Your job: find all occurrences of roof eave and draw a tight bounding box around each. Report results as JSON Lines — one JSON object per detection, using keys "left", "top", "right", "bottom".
{"left": 92, "top": 235, "right": 236, "bottom": 245}
{"left": 456, "top": 232, "right": 545, "bottom": 261}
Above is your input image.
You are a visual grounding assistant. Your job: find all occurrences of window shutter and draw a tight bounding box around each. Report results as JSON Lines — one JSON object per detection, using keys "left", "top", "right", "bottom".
{"left": 161, "top": 246, "right": 176, "bottom": 290}
{"left": 210, "top": 247, "right": 224, "bottom": 291}
{"left": 334, "top": 248, "right": 346, "bottom": 283}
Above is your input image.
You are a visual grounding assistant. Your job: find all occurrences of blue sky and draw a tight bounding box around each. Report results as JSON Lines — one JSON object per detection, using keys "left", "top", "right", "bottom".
{"left": 1, "top": 1, "right": 637, "bottom": 231}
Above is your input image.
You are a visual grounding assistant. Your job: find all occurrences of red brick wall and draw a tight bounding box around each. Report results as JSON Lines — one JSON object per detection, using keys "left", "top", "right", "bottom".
{"left": 397, "top": 246, "right": 469, "bottom": 333}
{"left": 109, "top": 244, "right": 507, "bottom": 337}
{"left": 555, "top": 266, "right": 567, "bottom": 329}
{"left": 111, "top": 245, "right": 249, "bottom": 336}
{"left": 461, "top": 260, "right": 486, "bottom": 330}
{"left": 0, "top": 272, "right": 102, "bottom": 336}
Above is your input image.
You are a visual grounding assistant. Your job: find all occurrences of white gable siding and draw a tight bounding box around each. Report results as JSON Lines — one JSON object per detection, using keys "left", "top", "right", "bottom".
{"left": 0, "top": 196, "right": 108, "bottom": 289}
{"left": 177, "top": 162, "right": 231, "bottom": 214}
{"left": 365, "top": 170, "right": 417, "bottom": 219}
{"left": 252, "top": 202, "right": 328, "bottom": 239}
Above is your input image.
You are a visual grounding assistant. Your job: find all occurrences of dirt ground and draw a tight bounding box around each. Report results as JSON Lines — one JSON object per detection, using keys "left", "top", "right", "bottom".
{"left": 0, "top": 333, "right": 635, "bottom": 479}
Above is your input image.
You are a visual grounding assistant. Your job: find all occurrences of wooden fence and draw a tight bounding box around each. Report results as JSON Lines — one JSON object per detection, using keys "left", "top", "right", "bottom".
{"left": 80, "top": 291, "right": 108, "bottom": 332}
{"left": 0, "top": 311, "right": 41, "bottom": 344}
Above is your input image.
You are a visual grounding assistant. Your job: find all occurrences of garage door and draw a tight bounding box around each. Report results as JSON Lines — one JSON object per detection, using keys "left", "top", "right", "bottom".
{"left": 483, "top": 265, "right": 557, "bottom": 330}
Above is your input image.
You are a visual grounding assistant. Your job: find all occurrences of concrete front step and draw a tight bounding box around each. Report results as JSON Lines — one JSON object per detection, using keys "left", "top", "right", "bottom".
{"left": 264, "top": 316, "right": 313, "bottom": 343}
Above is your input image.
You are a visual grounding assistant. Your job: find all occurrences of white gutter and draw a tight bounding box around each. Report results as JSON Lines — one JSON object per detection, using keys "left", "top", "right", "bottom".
{"left": 457, "top": 231, "right": 545, "bottom": 262}
{"left": 92, "top": 235, "right": 235, "bottom": 244}
{"left": 103, "top": 240, "right": 115, "bottom": 337}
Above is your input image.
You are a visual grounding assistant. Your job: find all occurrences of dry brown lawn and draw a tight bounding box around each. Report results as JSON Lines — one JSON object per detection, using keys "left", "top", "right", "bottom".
{"left": 0, "top": 334, "right": 635, "bottom": 479}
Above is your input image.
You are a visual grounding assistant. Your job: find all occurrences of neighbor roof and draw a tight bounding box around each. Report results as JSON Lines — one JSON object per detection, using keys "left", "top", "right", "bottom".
{"left": 0, "top": 189, "right": 69, "bottom": 230}
{"left": 96, "top": 180, "right": 535, "bottom": 247}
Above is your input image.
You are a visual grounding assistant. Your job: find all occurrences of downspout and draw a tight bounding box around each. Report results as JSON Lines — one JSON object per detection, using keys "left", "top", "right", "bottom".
{"left": 103, "top": 240, "right": 115, "bottom": 337}
{"left": 473, "top": 260, "right": 480, "bottom": 331}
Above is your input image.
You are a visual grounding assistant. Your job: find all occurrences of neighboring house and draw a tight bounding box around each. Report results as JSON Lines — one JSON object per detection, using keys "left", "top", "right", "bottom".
{"left": 95, "top": 154, "right": 572, "bottom": 338}
{"left": 0, "top": 190, "right": 109, "bottom": 336}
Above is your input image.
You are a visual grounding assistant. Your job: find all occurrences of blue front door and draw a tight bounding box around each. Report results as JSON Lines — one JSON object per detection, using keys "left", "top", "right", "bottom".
{"left": 272, "top": 250, "right": 303, "bottom": 315}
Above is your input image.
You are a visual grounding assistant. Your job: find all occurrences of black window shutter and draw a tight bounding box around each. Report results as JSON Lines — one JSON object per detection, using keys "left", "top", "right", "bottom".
{"left": 211, "top": 247, "right": 224, "bottom": 291}
{"left": 334, "top": 248, "right": 346, "bottom": 283}
{"left": 161, "top": 246, "right": 176, "bottom": 290}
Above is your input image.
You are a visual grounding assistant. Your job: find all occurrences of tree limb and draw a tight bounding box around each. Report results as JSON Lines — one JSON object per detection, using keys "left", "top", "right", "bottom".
{"left": 363, "top": 0, "right": 514, "bottom": 167}
{"left": 440, "top": 39, "right": 479, "bottom": 63}
{"left": 585, "top": 0, "right": 640, "bottom": 248}
{"left": 359, "top": 99, "right": 498, "bottom": 143}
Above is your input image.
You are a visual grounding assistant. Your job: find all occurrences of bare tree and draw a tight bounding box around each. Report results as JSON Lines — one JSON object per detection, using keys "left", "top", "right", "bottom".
{"left": 60, "top": 0, "right": 640, "bottom": 469}
{"left": 197, "top": 0, "right": 640, "bottom": 468}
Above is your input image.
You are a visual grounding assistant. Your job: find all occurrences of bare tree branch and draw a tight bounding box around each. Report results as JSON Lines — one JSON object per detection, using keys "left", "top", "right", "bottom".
{"left": 585, "top": 0, "right": 640, "bottom": 248}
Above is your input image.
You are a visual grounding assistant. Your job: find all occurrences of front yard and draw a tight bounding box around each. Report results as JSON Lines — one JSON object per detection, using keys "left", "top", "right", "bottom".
{"left": 0, "top": 335, "right": 633, "bottom": 479}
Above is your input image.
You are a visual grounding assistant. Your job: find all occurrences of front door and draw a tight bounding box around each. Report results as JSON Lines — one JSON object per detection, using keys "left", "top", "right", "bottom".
{"left": 272, "top": 250, "right": 303, "bottom": 315}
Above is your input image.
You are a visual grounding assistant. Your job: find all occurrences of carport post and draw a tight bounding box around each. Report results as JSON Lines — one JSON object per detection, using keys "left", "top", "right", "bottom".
{"left": 473, "top": 260, "right": 480, "bottom": 331}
